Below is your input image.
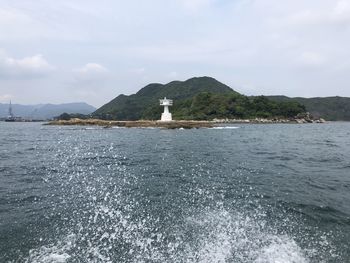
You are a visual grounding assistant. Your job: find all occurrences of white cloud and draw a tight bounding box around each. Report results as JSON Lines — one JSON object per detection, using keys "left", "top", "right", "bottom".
{"left": 299, "top": 52, "right": 326, "bottom": 66}
{"left": 5, "top": 55, "right": 53, "bottom": 71}
{"left": 75, "top": 63, "right": 107, "bottom": 74}
{"left": 0, "top": 7, "right": 33, "bottom": 27}
{"left": 0, "top": 7, "right": 49, "bottom": 41}
{"left": 73, "top": 63, "right": 108, "bottom": 81}
{"left": 0, "top": 52, "right": 54, "bottom": 78}
{"left": 129, "top": 67, "right": 146, "bottom": 74}
{"left": 0, "top": 94, "right": 13, "bottom": 102}
{"left": 178, "top": 0, "right": 215, "bottom": 12}
{"left": 284, "top": 0, "right": 350, "bottom": 27}
{"left": 332, "top": 0, "right": 350, "bottom": 23}
{"left": 2, "top": 0, "right": 350, "bottom": 104}
{"left": 286, "top": 10, "right": 323, "bottom": 26}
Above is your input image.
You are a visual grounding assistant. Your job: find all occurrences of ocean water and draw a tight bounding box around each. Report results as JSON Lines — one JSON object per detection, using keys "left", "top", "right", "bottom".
{"left": 0, "top": 122, "right": 350, "bottom": 262}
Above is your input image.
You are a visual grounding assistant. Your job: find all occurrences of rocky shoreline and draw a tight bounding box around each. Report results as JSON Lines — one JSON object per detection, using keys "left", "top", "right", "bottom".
{"left": 213, "top": 118, "right": 326, "bottom": 124}
{"left": 213, "top": 112, "right": 326, "bottom": 124}
{"left": 46, "top": 119, "right": 214, "bottom": 129}
{"left": 47, "top": 116, "right": 326, "bottom": 129}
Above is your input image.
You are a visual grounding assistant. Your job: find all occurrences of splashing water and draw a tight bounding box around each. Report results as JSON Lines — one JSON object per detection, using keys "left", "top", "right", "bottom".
{"left": 1, "top": 123, "right": 349, "bottom": 262}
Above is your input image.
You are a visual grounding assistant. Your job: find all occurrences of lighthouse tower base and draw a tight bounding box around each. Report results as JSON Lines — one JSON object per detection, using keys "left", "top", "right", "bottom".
{"left": 161, "top": 112, "right": 172, "bottom": 121}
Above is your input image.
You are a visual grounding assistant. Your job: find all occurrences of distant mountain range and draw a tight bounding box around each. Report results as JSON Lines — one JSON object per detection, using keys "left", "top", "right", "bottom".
{"left": 5, "top": 77, "right": 348, "bottom": 121}
{"left": 94, "top": 77, "right": 350, "bottom": 121}
{"left": 0, "top": 102, "right": 96, "bottom": 120}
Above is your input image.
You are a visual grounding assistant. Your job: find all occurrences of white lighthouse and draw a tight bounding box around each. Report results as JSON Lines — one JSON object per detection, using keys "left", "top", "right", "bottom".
{"left": 159, "top": 97, "right": 173, "bottom": 121}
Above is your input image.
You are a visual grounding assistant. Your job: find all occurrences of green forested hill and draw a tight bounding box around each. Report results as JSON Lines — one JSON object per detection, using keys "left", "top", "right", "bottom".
{"left": 143, "top": 93, "right": 305, "bottom": 120}
{"left": 267, "top": 96, "right": 350, "bottom": 121}
{"left": 93, "top": 77, "right": 235, "bottom": 120}
{"left": 93, "top": 77, "right": 306, "bottom": 120}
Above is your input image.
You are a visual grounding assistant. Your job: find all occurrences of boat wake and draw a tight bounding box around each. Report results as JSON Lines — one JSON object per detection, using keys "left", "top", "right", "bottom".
{"left": 25, "top": 202, "right": 331, "bottom": 263}
{"left": 22, "top": 136, "right": 340, "bottom": 263}
{"left": 26, "top": 208, "right": 310, "bottom": 263}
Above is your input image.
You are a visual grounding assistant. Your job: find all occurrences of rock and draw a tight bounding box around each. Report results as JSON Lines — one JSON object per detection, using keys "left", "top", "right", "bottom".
{"left": 46, "top": 119, "right": 214, "bottom": 129}
{"left": 295, "top": 119, "right": 306, "bottom": 124}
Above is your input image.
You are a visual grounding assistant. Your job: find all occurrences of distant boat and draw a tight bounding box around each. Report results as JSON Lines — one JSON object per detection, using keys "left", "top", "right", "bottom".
{"left": 5, "top": 101, "right": 16, "bottom": 122}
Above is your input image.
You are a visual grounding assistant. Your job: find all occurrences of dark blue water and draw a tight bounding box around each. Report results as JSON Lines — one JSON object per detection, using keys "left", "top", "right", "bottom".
{"left": 0, "top": 122, "right": 350, "bottom": 262}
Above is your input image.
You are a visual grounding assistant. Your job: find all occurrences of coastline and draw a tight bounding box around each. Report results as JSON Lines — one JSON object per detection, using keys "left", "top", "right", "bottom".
{"left": 46, "top": 119, "right": 214, "bottom": 129}
{"left": 212, "top": 117, "right": 326, "bottom": 124}
{"left": 46, "top": 117, "right": 326, "bottom": 129}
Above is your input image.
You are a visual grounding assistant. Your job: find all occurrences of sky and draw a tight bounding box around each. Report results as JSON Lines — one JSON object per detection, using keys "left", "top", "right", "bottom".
{"left": 0, "top": 0, "right": 350, "bottom": 107}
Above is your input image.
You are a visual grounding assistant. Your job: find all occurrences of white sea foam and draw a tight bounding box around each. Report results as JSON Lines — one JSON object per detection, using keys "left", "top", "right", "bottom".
{"left": 25, "top": 235, "right": 75, "bottom": 263}
{"left": 255, "top": 236, "right": 308, "bottom": 263}
{"left": 211, "top": 126, "right": 240, "bottom": 129}
{"left": 181, "top": 209, "right": 309, "bottom": 263}
{"left": 30, "top": 137, "right": 332, "bottom": 263}
{"left": 25, "top": 208, "right": 312, "bottom": 263}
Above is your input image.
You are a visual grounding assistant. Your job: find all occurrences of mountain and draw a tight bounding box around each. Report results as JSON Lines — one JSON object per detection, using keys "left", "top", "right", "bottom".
{"left": 94, "top": 77, "right": 236, "bottom": 120}
{"left": 0, "top": 104, "right": 40, "bottom": 119}
{"left": 266, "top": 96, "right": 350, "bottom": 121}
{"left": 0, "top": 102, "right": 96, "bottom": 120}
{"left": 94, "top": 77, "right": 306, "bottom": 120}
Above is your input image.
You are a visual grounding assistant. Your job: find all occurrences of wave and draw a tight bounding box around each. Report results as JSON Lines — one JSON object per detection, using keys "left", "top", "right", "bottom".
{"left": 84, "top": 127, "right": 103, "bottom": 130}
{"left": 211, "top": 126, "right": 240, "bottom": 130}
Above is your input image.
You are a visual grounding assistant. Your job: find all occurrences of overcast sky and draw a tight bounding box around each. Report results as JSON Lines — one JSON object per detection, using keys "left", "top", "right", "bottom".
{"left": 1, "top": 0, "right": 350, "bottom": 107}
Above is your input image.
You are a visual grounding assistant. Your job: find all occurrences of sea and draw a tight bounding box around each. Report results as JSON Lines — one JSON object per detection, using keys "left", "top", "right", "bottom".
{"left": 0, "top": 122, "right": 350, "bottom": 263}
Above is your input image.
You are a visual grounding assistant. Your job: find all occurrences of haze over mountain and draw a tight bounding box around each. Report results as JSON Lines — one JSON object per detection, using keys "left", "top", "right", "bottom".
{"left": 0, "top": 102, "right": 96, "bottom": 120}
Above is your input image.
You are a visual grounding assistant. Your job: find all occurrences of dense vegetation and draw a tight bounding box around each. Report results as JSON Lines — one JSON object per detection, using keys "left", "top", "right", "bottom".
{"left": 93, "top": 77, "right": 306, "bottom": 120}
{"left": 55, "top": 112, "right": 91, "bottom": 120}
{"left": 94, "top": 77, "right": 234, "bottom": 120}
{"left": 267, "top": 96, "right": 350, "bottom": 121}
{"left": 143, "top": 93, "right": 305, "bottom": 120}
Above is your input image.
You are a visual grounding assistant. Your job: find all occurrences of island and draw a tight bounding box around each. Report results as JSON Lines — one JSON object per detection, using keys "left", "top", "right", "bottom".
{"left": 48, "top": 77, "right": 327, "bottom": 128}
